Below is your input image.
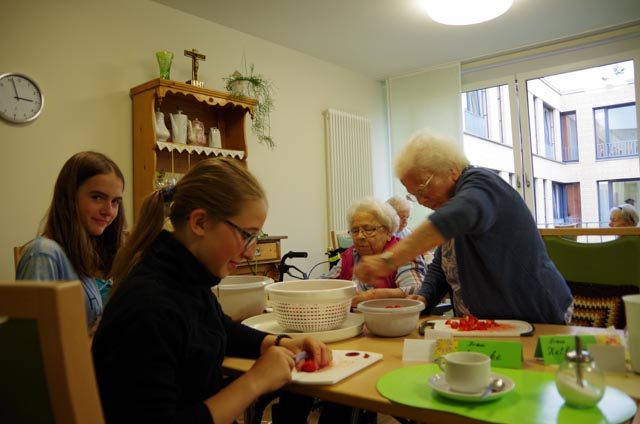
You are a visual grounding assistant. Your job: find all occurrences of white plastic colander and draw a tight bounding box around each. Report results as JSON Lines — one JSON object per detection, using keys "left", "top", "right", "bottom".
{"left": 265, "top": 279, "right": 356, "bottom": 332}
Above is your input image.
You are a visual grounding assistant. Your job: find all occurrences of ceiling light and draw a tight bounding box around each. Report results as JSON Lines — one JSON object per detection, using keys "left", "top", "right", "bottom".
{"left": 422, "top": 0, "right": 513, "bottom": 25}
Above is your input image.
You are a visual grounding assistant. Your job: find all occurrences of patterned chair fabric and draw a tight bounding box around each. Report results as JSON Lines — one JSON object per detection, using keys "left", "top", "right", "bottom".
{"left": 543, "top": 235, "right": 640, "bottom": 329}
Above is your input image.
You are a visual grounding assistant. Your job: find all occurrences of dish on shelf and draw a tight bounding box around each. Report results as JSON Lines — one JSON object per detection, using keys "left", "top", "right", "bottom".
{"left": 241, "top": 312, "right": 364, "bottom": 343}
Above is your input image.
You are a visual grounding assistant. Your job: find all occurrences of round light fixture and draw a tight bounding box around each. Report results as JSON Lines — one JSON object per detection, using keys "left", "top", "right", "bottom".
{"left": 422, "top": 0, "right": 513, "bottom": 25}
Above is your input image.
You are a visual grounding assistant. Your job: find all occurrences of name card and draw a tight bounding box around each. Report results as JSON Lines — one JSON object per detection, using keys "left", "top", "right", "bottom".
{"left": 534, "top": 335, "right": 596, "bottom": 365}
{"left": 433, "top": 338, "right": 523, "bottom": 369}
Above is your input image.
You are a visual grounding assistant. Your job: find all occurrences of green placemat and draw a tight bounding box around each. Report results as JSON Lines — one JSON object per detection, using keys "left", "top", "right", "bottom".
{"left": 376, "top": 364, "right": 637, "bottom": 424}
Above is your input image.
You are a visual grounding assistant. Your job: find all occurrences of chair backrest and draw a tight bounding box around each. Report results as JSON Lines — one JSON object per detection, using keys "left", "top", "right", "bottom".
{"left": 0, "top": 280, "right": 104, "bottom": 424}
{"left": 330, "top": 229, "right": 353, "bottom": 250}
{"left": 543, "top": 235, "right": 640, "bottom": 328}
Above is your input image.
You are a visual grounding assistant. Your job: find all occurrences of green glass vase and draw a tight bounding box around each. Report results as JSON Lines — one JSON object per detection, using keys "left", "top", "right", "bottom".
{"left": 155, "top": 51, "right": 174, "bottom": 80}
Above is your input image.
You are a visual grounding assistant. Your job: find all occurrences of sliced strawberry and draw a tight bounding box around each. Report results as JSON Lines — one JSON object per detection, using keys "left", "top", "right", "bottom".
{"left": 301, "top": 359, "right": 318, "bottom": 372}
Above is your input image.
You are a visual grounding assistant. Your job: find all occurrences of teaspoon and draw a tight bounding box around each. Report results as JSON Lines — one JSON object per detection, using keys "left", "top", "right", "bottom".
{"left": 480, "top": 378, "right": 505, "bottom": 399}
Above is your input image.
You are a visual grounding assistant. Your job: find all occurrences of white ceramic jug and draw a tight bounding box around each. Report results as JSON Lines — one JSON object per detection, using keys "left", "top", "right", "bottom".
{"left": 169, "top": 110, "right": 188, "bottom": 143}
{"left": 187, "top": 118, "right": 206, "bottom": 146}
{"left": 208, "top": 127, "right": 222, "bottom": 148}
{"left": 154, "top": 109, "right": 170, "bottom": 142}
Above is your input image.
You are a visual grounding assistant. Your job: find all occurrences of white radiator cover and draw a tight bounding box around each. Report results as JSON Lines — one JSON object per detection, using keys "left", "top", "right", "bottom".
{"left": 324, "top": 109, "right": 374, "bottom": 231}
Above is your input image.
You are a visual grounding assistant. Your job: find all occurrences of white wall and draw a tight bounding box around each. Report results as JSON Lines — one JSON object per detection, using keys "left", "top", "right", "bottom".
{"left": 0, "top": 0, "right": 388, "bottom": 280}
{"left": 387, "top": 63, "right": 462, "bottom": 228}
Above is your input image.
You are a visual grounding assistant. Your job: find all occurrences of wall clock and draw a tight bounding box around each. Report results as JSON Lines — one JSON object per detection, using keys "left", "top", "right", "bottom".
{"left": 0, "top": 73, "right": 44, "bottom": 124}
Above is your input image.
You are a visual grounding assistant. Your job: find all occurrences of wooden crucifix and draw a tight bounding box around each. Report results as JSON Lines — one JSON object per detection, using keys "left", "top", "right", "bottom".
{"left": 184, "top": 48, "right": 206, "bottom": 87}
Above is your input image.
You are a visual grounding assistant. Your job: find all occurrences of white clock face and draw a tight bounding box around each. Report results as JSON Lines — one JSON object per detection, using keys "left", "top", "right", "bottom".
{"left": 0, "top": 73, "right": 44, "bottom": 123}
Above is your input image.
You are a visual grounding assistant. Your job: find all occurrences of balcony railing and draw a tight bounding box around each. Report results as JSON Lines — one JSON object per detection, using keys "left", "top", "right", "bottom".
{"left": 596, "top": 139, "right": 638, "bottom": 159}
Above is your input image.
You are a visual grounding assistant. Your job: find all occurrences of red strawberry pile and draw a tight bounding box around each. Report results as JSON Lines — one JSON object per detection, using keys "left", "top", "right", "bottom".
{"left": 445, "top": 315, "right": 499, "bottom": 331}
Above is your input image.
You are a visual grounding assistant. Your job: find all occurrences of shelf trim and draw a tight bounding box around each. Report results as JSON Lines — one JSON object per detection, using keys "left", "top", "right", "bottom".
{"left": 156, "top": 141, "right": 245, "bottom": 160}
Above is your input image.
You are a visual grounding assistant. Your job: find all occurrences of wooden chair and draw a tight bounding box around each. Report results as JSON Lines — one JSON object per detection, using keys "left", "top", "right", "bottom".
{"left": 0, "top": 280, "right": 104, "bottom": 423}
{"left": 330, "top": 229, "right": 353, "bottom": 250}
{"left": 542, "top": 234, "right": 640, "bottom": 329}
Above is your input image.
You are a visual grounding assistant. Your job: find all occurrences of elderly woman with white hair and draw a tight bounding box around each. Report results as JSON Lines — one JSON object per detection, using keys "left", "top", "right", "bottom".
{"left": 355, "top": 131, "right": 573, "bottom": 324}
{"left": 609, "top": 203, "right": 639, "bottom": 227}
{"left": 323, "top": 197, "right": 426, "bottom": 307}
{"left": 386, "top": 195, "right": 413, "bottom": 239}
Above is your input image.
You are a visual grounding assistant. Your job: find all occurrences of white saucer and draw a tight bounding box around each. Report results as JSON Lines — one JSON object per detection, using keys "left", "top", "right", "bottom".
{"left": 428, "top": 372, "right": 515, "bottom": 402}
{"left": 242, "top": 312, "right": 364, "bottom": 343}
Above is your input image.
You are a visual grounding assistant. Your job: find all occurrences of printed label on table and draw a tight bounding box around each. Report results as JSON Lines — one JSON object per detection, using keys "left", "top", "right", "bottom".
{"left": 534, "top": 334, "right": 623, "bottom": 365}
{"left": 433, "top": 338, "right": 523, "bottom": 369}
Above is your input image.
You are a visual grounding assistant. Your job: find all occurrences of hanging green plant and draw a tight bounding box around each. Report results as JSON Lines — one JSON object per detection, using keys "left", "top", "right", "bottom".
{"left": 223, "top": 62, "right": 275, "bottom": 148}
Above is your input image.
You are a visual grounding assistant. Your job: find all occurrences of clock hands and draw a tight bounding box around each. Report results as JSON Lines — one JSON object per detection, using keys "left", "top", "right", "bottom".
{"left": 10, "top": 78, "right": 19, "bottom": 98}
{"left": 15, "top": 96, "right": 33, "bottom": 102}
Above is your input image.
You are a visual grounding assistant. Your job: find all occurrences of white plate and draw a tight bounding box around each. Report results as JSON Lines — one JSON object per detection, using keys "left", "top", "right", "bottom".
{"left": 428, "top": 372, "right": 515, "bottom": 402}
{"left": 241, "top": 312, "right": 364, "bottom": 343}
{"left": 292, "top": 350, "right": 383, "bottom": 385}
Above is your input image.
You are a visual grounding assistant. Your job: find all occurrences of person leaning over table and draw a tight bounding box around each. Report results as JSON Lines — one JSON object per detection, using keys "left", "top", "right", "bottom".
{"left": 354, "top": 130, "right": 574, "bottom": 324}
{"left": 321, "top": 196, "right": 426, "bottom": 307}
{"left": 92, "top": 158, "right": 331, "bottom": 424}
{"left": 609, "top": 203, "right": 639, "bottom": 227}
{"left": 386, "top": 195, "right": 413, "bottom": 239}
{"left": 16, "top": 151, "right": 127, "bottom": 330}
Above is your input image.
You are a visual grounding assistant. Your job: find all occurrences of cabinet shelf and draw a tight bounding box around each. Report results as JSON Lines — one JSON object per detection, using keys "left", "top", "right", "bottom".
{"left": 156, "top": 141, "right": 245, "bottom": 160}
{"left": 131, "top": 79, "right": 255, "bottom": 220}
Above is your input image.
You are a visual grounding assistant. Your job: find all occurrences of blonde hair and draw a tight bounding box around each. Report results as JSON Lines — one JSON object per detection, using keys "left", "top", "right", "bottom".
{"left": 394, "top": 130, "right": 469, "bottom": 179}
{"left": 111, "top": 158, "right": 266, "bottom": 289}
{"left": 610, "top": 204, "right": 639, "bottom": 226}
{"left": 347, "top": 197, "right": 399, "bottom": 234}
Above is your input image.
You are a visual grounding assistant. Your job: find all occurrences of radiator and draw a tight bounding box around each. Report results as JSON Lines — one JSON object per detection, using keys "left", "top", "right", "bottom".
{"left": 324, "top": 109, "right": 373, "bottom": 231}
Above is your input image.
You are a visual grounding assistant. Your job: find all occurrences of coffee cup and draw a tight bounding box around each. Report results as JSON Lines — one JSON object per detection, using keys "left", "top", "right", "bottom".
{"left": 435, "top": 351, "right": 491, "bottom": 393}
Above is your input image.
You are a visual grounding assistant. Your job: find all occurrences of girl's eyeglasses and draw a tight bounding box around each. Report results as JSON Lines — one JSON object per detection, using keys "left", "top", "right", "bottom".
{"left": 224, "top": 220, "right": 263, "bottom": 250}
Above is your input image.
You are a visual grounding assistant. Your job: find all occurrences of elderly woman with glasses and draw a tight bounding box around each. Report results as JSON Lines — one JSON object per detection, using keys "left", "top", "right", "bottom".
{"left": 355, "top": 131, "right": 573, "bottom": 324}
{"left": 609, "top": 203, "right": 639, "bottom": 227}
{"left": 386, "top": 195, "right": 413, "bottom": 239}
{"left": 323, "top": 197, "right": 426, "bottom": 307}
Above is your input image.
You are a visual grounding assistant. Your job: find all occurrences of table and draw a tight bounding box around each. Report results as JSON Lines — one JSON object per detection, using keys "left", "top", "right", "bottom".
{"left": 222, "top": 319, "right": 640, "bottom": 423}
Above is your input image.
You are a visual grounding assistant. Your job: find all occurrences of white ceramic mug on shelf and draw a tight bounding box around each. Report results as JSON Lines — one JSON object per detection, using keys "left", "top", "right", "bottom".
{"left": 208, "top": 127, "right": 222, "bottom": 148}
{"left": 435, "top": 351, "right": 491, "bottom": 393}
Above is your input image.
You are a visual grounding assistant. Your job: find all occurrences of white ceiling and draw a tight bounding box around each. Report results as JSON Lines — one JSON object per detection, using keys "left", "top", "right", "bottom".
{"left": 153, "top": 0, "right": 640, "bottom": 80}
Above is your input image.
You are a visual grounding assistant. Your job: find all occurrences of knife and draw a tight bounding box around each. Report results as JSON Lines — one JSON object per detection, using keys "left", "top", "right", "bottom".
{"left": 294, "top": 351, "right": 309, "bottom": 362}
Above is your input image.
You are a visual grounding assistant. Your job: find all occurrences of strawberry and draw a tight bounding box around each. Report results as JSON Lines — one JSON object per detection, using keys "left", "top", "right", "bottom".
{"left": 301, "top": 359, "right": 318, "bottom": 372}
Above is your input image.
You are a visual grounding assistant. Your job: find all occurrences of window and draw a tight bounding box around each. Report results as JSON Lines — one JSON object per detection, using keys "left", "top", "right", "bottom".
{"left": 560, "top": 111, "right": 578, "bottom": 162}
{"left": 598, "top": 178, "right": 640, "bottom": 224}
{"left": 543, "top": 104, "right": 556, "bottom": 160}
{"left": 463, "top": 89, "right": 488, "bottom": 138}
{"left": 594, "top": 103, "right": 638, "bottom": 159}
{"left": 553, "top": 182, "right": 582, "bottom": 225}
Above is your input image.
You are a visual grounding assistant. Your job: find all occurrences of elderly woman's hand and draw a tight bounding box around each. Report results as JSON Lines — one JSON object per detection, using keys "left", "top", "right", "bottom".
{"left": 354, "top": 254, "right": 393, "bottom": 285}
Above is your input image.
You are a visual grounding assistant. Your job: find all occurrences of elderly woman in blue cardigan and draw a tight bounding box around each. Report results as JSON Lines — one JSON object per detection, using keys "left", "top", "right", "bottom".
{"left": 355, "top": 130, "right": 573, "bottom": 324}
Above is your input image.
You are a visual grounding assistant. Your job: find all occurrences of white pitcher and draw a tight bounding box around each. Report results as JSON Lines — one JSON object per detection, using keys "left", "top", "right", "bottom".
{"left": 154, "top": 109, "right": 170, "bottom": 142}
{"left": 208, "top": 127, "right": 222, "bottom": 148}
{"left": 169, "top": 110, "right": 188, "bottom": 143}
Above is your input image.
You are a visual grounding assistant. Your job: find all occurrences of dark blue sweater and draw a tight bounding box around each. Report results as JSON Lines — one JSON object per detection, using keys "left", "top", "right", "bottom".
{"left": 93, "top": 230, "right": 268, "bottom": 424}
{"left": 418, "top": 167, "right": 573, "bottom": 324}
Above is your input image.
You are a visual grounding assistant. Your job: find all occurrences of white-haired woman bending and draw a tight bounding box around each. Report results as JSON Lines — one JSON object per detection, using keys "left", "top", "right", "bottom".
{"left": 323, "top": 197, "right": 426, "bottom": 307}
{"left": 609, "top": 203, "right": 639, "bottom": 227}
{"left": 355, "top": 131, "right": 573, "bottom": 324}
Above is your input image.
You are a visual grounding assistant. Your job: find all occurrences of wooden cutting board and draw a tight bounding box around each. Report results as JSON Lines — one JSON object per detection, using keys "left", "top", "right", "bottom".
{"left": 291, "top": 350, "right": 383, "bottom": 385}
{"left": 431, "top": 319, "right": 534, "bottom": 337}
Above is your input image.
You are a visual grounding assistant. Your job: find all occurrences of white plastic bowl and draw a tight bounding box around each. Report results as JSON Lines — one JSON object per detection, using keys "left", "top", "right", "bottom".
{"left": 265, "top": 279, "right": 356, "bottom": 332}
{"left": 357, "top": 298, "right": 425, "bottom": 337}
{"left": 212, "top": 275, "right": 274, "bottom": 321}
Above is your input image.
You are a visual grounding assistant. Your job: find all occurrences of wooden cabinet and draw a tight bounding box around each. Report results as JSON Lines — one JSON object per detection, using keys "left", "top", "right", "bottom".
{"left": 130, "top": 78, "right": 256, "bottom": 220}
{"left": 234, "top": 236, "right": 287, "bottom": 281}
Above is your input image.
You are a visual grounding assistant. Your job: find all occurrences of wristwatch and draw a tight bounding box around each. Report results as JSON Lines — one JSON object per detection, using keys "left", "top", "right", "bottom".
{"left": 380, "top": 251, "right": 395, "bottom": 268}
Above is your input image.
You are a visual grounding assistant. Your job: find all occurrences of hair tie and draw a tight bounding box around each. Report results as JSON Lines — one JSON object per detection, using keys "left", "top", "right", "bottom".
{"left": 160, "top": 185, "right": 174, "bottom": 203}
